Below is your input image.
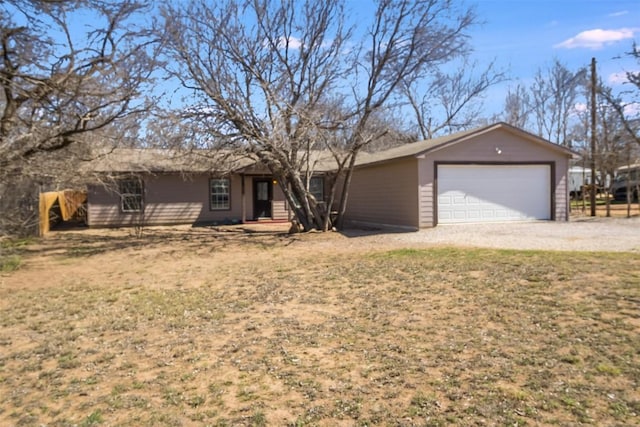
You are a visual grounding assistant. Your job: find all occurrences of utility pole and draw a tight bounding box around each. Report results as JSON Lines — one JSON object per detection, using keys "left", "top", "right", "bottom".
{"left": 590, "top": 57, "right": 597, "bottom": 217}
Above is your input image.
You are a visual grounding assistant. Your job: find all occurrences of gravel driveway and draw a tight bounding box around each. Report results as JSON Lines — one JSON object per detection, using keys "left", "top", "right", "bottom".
{"left": 380, "top": 216, "right": 640, "bottom": 252}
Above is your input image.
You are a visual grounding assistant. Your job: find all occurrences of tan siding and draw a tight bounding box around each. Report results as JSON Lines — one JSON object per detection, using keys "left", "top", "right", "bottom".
{"left": 418, "top": 128, "right": 570, "bottom": 227}
{"left": 272, "top": 201, "right": 289, "bottom": 220}
{"left": 417, "top": 162, "right": 434, "bottom": 227}
{"left": 86, "top": 185, "right": 121, "bottom": 227}
{"left": 272, "top": 184, "right": 290, "bottom": 220}
{"left": 244, "top": 176, "right": 254, "bottom": 220}
{"left": 345, "top": 158, "right": 419, "bottom": 228}
{"left": 88, "top": 173, "right": 244, "bottom": 227}
{"left": 555, "top": 157, "right": 569, "bottom": 220}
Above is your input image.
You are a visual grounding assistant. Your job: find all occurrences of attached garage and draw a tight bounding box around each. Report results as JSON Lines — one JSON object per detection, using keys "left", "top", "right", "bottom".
{"left": 437, "top": 164, "right": 552, "bottom": 224}
{"left": 344, "top": 122, "right": 576, "bottom": 229}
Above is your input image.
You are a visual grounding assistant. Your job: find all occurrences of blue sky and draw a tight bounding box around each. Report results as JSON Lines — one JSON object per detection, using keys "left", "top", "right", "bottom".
{"left": 465, "top": 0, "right": 640, "bottom": 114}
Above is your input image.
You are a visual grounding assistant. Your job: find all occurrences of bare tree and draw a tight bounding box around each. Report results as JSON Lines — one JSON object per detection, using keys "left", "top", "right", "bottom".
{"left": 0, "top": 0, "right": 159, "bottom": 235}
{"left": 159, "top": 0, "right": 477, "bottom": 231}
{"left": 530, "top": 59, "right": 586, "bottom": 146}
{"left": 402, "top": 60, "right": 505, "bottom": 140}
{"left": 360, "top": 110, "right": 418, "bottom": 153}
{"left": 502, "top": 84, "right": 531, "bottom": 129}
{"left": 600, "top": 43, "right": 640, "bottom": 147}
{"left": 599, "top": 87, "right": 640, "bottom": 215}
{"left": 593, "top": 90, "right": 627, "bottom": 216}
{"left": 158, "top": 0, "right": 349, "bottom": 231}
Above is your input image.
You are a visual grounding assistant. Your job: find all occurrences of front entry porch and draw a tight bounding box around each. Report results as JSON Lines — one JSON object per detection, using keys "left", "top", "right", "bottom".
{"left": 239, "top": 174, "right": 291, "bottom": 223}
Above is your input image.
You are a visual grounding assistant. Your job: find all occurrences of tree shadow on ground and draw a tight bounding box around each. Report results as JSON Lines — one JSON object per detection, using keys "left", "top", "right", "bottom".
{"left": 20, "top": 225, "right": 295, "bottom": 259}
{"left": 14, "top": 223, "right": 416, "bottom": 261}
{"left": 338, "top": 225, "right": 416, "bottom": 239}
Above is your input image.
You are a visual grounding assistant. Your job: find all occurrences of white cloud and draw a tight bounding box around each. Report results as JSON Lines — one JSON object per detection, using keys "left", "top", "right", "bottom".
{"left": 554, "top": 28, "right": 636, "bottom": 49}
{"left": 608, "top": 71, "right": 630, "bottom": 85}
{"left": 623, "top": 102, "right": 640, "bottom": 118}
{"left": 277, "top": 36, "right": 302, "bottom": 49}
{"left": 574, "top": 102, "right": 588, "bottom": 113}
{"left": 575, "top": 101, "right": 639, "bottom": 119}
{"left": 608, "top": 11, "right": 628, "bottom": 17}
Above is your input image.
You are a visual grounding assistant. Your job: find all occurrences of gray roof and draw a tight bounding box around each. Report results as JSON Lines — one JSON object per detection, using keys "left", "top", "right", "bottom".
{"left": 87, "top": 148, "right": 255, "bottom": 173}
{"left": 355, "top": 122, "right": 578, "bottom": 167}
{"left": 88, "top": 147, "right": 338, "bottom": 174}
{"left": 87, "top": 123, "right": 576, "bottom": 175}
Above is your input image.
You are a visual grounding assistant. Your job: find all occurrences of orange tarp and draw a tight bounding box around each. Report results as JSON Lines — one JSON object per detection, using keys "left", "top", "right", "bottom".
{"left": 39, "top": 190, "right": 87, "bottom": 236}
{"left": 39, "top": 192, "right": 58, "bottom": 236}
{"left": 59, "top": 190, "right": 86, "bottom": 221}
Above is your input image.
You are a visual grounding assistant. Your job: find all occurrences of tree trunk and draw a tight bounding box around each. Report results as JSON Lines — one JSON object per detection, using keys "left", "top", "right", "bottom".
{"left": 335, "top": 150, "right": 357, "bottom": 230}
{"left": 322, "top": 173, "right": 338, "bottom": 232}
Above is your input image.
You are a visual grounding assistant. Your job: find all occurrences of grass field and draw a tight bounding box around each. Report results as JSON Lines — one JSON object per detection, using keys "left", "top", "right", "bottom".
{"left": 0, "top": 226, "right": 639, "bottom": 426}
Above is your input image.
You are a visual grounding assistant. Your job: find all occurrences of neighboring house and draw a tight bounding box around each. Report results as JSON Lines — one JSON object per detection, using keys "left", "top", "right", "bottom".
{"left": 568, "top": 167, "right": 592, "bottom": 198}
{"left": 345, "top": 122, "right": 577, "bottom": 229}
{"left": 86, "top": 150, "right": 331, "bottom": 227}
{"left": 85, "top": 122, "right": 576, "bottom": 229}
{"left": 567, "top": 166, "right": 611, "bottom": 198}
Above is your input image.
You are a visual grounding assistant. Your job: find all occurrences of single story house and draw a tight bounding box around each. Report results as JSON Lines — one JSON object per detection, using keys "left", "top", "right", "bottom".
{"left": 86, "top": 149, "right": 331, "bottom": 227}
{"left": 85, "top": 122, "right": 576, "bottom": 229}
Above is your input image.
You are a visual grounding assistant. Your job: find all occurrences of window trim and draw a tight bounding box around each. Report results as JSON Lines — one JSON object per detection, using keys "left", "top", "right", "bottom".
{"left": 210, "top": 177, "right": 231, "bottom": 211}
{"left": 119, "top": 178, "right": 143, "bottom": 213}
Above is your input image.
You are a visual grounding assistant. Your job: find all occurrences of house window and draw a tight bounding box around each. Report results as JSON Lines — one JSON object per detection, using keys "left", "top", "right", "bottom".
{"left": 119, "top": 179, "right": 143, "bottom": 213}
{"left": 210, "top": 178, "right": 230, "bottom": 210}
{"left": 290, "top": 176, "right": 324, "bottom": 209}
{"left": 310, "top": 176, "right": 324, "bottom": 201}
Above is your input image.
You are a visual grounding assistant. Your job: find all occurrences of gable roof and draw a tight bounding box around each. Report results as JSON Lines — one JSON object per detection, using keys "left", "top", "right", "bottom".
{"left": 356, "top": 122, "right": 578, "bottom": 167}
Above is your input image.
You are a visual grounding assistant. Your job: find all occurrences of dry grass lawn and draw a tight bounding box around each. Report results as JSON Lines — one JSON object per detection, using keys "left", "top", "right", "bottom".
{"left": 1, "top": 225, "right": 639, "bottom": 426}
{"left": 571, "top": 200, "right": 640, "bottom": 218}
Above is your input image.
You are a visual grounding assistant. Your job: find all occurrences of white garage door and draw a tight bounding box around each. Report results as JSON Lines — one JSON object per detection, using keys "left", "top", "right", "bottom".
{"left": 437, "top": 164, "right": 551, "bottom": 224}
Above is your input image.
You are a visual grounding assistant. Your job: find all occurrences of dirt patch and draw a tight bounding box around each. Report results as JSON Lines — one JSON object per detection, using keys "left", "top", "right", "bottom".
{"left": 571, "top": 201, "right": 640, "bottom": 217}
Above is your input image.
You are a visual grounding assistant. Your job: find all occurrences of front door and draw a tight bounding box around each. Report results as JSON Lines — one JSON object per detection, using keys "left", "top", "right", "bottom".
{"left": 253, "top": 178, "right": 272, "bottom": 219}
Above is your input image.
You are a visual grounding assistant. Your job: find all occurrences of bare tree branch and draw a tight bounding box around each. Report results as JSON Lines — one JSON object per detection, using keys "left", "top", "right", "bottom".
{"left": 402, "top": 59, "right": 506, "bottom": 139}
{"left": 530, "top": 59, "right": 586, "bottom": 145}
{"left": 0, "top": 0, "right": 161, "bottom": 235}
{"left": 158, "top": 0, "right": 478, "bottom": 231}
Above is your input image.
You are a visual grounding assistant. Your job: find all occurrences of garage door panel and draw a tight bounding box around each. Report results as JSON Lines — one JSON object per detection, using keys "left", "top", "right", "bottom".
{"left": 453, "top": 211, "right": 466, "bottom": 220}
{"left": 453, "top": 195, "right": 466, "bottom": 204}
{"left": 467, "top": 210, "right": 481, "bottom": 220}
{"left": 437, "top": 165, "right": 551, "bottom": 224}
{"left": 439, "top": 212, "right": 453, "bottom": 220}
{"left": 467, "top": 196, "right": 481, "bottom": 204}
